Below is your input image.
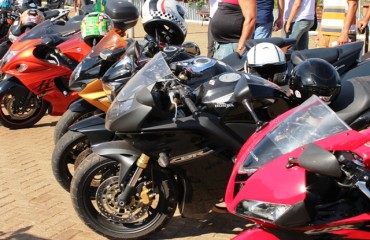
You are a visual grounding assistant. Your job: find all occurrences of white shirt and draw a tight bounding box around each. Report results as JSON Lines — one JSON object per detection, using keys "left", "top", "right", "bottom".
{"left": 209, "top": 0, "right": 219, "bottom": 18}
{"left": 283, "top": 0, "right": 316, "bottom": 21}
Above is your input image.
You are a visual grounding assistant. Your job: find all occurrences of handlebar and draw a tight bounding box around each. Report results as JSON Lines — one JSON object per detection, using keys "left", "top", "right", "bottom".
{"left": 178, "top": 86, "right": 198, "bottom": 115}
{"left": 339, "top": 156, "right": 370, "bottom": 199}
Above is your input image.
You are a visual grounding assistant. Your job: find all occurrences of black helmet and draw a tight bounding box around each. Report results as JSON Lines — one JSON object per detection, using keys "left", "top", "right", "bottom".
{"left": 104, "top": 0, "right": 139, "bottom": 32}
{"left": 289, "top": 58, "right": 341, "bottom": 104}
{"left": 141, "top": 0, "right": 187, "bottom": 45}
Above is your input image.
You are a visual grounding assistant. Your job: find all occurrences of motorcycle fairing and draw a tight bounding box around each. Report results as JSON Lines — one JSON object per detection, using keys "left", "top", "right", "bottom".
{"left": 68, "top": 114, "right": 115, "bottom": 147}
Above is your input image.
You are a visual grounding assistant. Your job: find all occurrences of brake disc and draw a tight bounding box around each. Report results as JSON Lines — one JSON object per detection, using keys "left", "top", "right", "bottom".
{"left": 96, "top": 176, "right": 149, "bottom": 223}
{"left": 3, "top": 94, "right": 36, "bottom": 119}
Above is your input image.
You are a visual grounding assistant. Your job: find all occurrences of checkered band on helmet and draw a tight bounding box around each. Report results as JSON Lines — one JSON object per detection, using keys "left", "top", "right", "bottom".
{"left": 149, "top": 10, "right": 187, "bottom": 34}
{"left": 142, "top": 0, "right": 187, "bottom": 44}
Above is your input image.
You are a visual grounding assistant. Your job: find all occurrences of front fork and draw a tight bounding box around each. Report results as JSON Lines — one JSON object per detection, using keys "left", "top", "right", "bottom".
{"left": 117, "top": 153, "right": 151, "bottom": 206}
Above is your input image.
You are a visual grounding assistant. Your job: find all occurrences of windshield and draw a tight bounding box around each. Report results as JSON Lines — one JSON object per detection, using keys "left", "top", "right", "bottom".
{"left": 240, "top": 95, "right": 351, "bottom": 173}
{"left": 89, "top": 30, "right": 127, "bottom": 58}
{"left": 18, "top": 20, "right": 58, "bottom": 42}
{"left": 106, "top": 52, "right": 176, "bottom": 127}
{"left": 115, "top": 52, "right": 175, "bottom": 102}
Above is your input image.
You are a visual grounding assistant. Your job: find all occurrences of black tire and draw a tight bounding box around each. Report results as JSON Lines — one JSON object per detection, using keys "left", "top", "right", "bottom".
{"left": 0, "top": 87, "right": 48, "bottom": 129}
{"left": 70, "top": 153, "right": 178, "bottom": 240}
{"left": 53, "top": 109, "right": 96, "bottom": 144}
{"left": 52, "top": 130, "right": 90, "bottom": 192}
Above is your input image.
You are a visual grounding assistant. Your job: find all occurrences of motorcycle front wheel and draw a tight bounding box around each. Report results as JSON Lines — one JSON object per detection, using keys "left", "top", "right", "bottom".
{"left": 52, "top": 130, "right": 91, "bottom": 191}
{"left": 70, "top": 153, "right": 178, "bottom": 240}
{"left": 0, "top": 87, "right": 48, "bottom": 129}
{"left": 53, "top": 109, "right": 97, "bottom": 144}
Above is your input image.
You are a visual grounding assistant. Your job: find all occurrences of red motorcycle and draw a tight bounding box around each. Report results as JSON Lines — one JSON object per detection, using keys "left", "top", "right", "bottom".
{"left": 226, "top": 95, "right": 370, "bottom": 240}
{"left": 0, "top": 19, "right": 91, "bottom": 129}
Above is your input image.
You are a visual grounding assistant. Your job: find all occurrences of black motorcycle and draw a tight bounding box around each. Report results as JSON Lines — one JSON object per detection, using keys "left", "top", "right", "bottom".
{"left": 53, "top": 33, "right": 202, "bottom": 145}
{"left": 51, "top": 41, "right": 226, "bottom": 192}
{"left": 68, "top": 52, "right": 295, "bottom": 239}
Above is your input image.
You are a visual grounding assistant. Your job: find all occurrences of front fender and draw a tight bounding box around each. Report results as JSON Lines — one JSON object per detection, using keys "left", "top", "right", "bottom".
{"left": 0, "top": 77, "right": 26, "bottom": 95}
{"left": 69, "top": 98, "right": 97, "bottom": 112}
{"left": 232, "top": 228, "right": 279, "bottom": 240}
{"left": 69, "top": 114, "right": 114, "bottom": 146}
{"left": 92, "top": 140, "right": 141, "bottom": 185}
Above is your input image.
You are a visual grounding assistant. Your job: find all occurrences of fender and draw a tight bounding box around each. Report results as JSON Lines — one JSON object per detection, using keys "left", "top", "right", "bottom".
{"left": 232, "top": 228, "right": 279, "bottom": 240}
{"left": 68, "top": 98, "right": 97, "bottom": 112}
{"left": 69, "top": 114, "right": 114, "bottom": 146}
{"left": 92, "top": 140, "right": 141, "bottom": 185}
{"left": 0, "top": 77, "right": 27, "bottom": 95}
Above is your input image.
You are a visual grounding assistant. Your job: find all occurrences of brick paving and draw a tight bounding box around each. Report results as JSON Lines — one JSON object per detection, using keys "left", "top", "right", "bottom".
{"left": 0, "top": 21, "right": 253, "bottom": 240}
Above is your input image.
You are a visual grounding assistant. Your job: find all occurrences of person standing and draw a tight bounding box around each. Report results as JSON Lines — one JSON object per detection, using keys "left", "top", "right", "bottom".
{"left": 318, "top": 0, "right": 358, "bottom": 47}
{"left": 281, "top": 0, "right": 316, "bottom": 50}
{"left": 358, "top": 4, "right": 370, "bottom": 32}
{"left": 207, "top": 0, "right": 219, "bottom": 57}
{"left": 253, "top": 0, "right": 284, "bottom": 39}
{"left": 210, "top": 0, "right": 256, "bottom": 59}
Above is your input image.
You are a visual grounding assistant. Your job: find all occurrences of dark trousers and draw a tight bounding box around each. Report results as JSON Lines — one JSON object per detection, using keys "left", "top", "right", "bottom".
{"left": 207, "top": 18, "right": 215, "bottom": 58}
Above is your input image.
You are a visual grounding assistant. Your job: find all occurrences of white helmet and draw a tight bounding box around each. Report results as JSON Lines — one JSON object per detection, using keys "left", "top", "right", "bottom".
{"left": 141, "top": 0, "right": 187, "bottom": 45}
{"left": 245, "top": 42, "right": 286, "bottom": 84}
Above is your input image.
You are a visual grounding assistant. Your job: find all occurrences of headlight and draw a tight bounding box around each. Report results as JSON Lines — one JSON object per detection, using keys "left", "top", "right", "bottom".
{"left": 1, "top": 50, "right": 18, "bottom": 68}
{"left": 102, "top": 81, "right": 123, "bottom": 102}
{"left": 69, "top": 63, "right": 82, "bottom": 87}
{"left": 106, "top": 98, "right": 133, "bottom": 128}
{"left": 236, "top": 200, "right": 291, "bottom": 222}
{"left": 8, "top": 31, "right": 17, "bottom": 43}
{"left": 68, "top": 64, "right": 96, "bottom": 92}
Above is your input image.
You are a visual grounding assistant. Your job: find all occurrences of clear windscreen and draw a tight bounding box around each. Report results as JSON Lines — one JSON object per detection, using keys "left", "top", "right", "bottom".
{"left": 18, "top": 20, "right": 57, "bottom": 41}
{"left": 239, "top": 95, "right": 351, "bottom": 173}
{"left": 114, "top": 52, "right": 176, "bottom": 102}
{"left": 89, "top": 29, "right": 127, "bottom": 58}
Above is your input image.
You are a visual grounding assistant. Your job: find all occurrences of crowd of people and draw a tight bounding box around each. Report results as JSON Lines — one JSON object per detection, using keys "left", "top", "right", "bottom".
{"left": 208, "top": 0, "right": 370, "bottom": 60}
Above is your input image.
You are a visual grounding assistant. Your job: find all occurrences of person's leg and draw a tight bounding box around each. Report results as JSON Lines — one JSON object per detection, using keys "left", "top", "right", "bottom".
{"left": 328, "top": 35, "right": 340, "bottom": 47}
{"left": 252, "top": 22, "right": 273, "bottom": 39}
{"left": 213, "top": 42, "right": 238, "bottom": 60}
{"left": 207, "top": 19, "right": 215, "bottom": 58}
{"left": 289, "top": 20, "right": 314, "bottom": 50}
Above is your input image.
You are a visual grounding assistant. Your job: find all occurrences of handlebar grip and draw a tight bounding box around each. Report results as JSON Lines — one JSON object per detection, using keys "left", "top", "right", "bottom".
{"left": 184, "top": 96, "right": 198, "bottom": 114}
{"left": 57, "top": 50, "right": 79, "bottom": 69}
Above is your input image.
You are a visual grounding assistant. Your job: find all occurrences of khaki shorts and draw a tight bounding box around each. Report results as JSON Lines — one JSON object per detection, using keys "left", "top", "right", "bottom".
{"left": 318, "top": 33, "right": 339, "bottom": 48}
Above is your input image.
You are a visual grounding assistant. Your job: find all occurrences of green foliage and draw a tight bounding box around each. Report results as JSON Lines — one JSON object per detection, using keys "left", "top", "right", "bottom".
{"left": 189, "top": 0, "right": 207, "bottom": 11}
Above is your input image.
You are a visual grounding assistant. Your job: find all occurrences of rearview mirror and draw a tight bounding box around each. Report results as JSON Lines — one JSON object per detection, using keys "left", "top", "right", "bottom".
{"left": 100, "top": 48, "right": 126, "bottom": 61}
{"left": 234, "top": 75, "right": 252, "bottom": 103}
{"left": 298, "top": 143, "right": 342, "bottom": 178}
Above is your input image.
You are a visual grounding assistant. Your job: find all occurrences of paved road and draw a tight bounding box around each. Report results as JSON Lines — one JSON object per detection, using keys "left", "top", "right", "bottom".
{"left": 0, "top": 22, "right": 251, "bottom": 240}
{"left": 0, "top": 114, "right": 250, "bottom": 240}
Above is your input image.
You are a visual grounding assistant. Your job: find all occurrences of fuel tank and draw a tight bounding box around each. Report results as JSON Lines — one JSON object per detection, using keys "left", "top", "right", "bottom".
{"left": 197, "top": 72, "right": 293, "bottom": 122}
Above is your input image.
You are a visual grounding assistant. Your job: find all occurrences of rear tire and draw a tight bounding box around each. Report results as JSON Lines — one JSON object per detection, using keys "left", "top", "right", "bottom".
{"left": 0, "top": 87, "right": 48, "bottom": 129}
{"left": 52, "top": 130, "right": 90, "bottom": 191}
{"left": 71, "top": 153, "right": 178, "bottom": 239}
{"left": 53, "top": 109, "right": 96, "bottom": 144}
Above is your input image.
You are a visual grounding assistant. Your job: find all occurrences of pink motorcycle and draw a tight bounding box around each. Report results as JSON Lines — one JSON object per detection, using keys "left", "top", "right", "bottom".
{"left": 226, "top": 95, "right": 370, "bottom": 239}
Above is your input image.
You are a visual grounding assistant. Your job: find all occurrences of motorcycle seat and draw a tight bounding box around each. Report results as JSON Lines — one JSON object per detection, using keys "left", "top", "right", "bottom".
{"left": 331, "top": 76, "right": 370, "bottom": 125}
{"left": 69, "top": 15, "right": 84, "bottom": 22}
{"left": 291, "top": 41, "right": 364, "bottom": 66}
{"left": 245, "top": 37, "right": 296, "bottom": 50}
{"left": 222, "top": 37, "right": 297, "bottom": 71}
{"left": 44, "top": 10, "right": 60, "bottom": 20}
{"left": 341, "top": 59, "right": 370, "bottom": 81}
